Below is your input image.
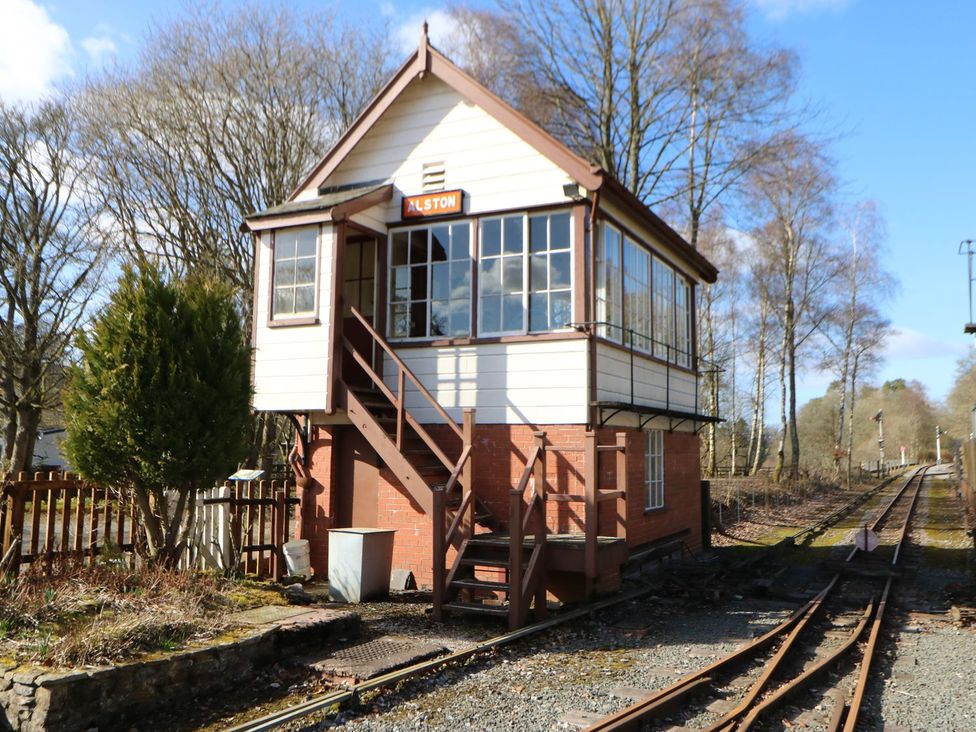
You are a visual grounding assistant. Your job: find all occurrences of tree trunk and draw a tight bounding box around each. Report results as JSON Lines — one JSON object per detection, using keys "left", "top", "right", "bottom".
{"left": 846, "top": 354, "right": 860, "bottom": 487}
{"left": 748, "top": 298, "right": 768, "bottom": 476}
{"left": 773, "top": 323, "right": 788, "bottom": 482}
{"left": 10, "top": 404, "right": 41, "bottom": 475}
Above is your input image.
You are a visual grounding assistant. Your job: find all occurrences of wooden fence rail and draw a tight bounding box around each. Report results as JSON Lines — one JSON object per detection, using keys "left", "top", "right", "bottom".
{"left": 0, "top": 473, "right": 298, "bottom": 579}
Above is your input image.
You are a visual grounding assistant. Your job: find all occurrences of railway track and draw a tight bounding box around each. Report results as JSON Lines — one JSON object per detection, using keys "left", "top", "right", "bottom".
{"left": 583, "top": 464, "right": 930, "bottom": 732}
{"left": 222, "top": 469, "right": 922, "bottom": 732}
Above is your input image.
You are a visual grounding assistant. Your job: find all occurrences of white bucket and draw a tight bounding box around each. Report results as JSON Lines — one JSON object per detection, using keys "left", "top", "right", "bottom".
{"left": 283, "top": 539, "right": 312, "bottom": 579}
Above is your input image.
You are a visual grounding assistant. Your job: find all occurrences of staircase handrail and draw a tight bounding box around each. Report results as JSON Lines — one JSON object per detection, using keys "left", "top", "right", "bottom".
{"left": 508, "top": 432, "right": 548, "bottom": 628}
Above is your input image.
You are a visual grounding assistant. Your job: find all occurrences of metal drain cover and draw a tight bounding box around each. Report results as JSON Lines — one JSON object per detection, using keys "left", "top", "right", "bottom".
{"left": 303, "top": 635, "right": 447, "bottom": 684}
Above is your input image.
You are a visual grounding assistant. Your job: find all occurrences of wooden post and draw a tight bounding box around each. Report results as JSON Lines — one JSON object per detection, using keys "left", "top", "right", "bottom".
{"left": 273, "top": 488, "right": 286, "bottom": 581}
{"left": 583, "top": 431, "right": 598, "bottom": 599}
{"left": 61, "top": 487, "right": 73, "bottom": 555}
{"left": 532, "top": 432, "right": 548, "bottom": 621}
{"left": 615, "top": 433, "right": 628, "bottom": 539}
{"left": 217, "top": 484, "right": 232, "bottom": 570}
{"left": 431, "top": 486, "right": 446, "bottom": 622}
{"left": 88, "top": 486, "right": 99, "bottom": 561}
{"left": 509, "top": 488, "right": 524, "bottom": 630}
{"left": 3, "top": 486, "right": 24, "bottom": 576}
{"left": 461, "top": 408, "right": 476, "bottom": 540}
{"left": 396, "top": 368, "right": 406, "bottom": 450}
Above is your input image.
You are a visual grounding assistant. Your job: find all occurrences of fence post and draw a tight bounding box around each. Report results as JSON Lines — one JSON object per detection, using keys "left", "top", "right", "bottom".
{"left": 217, "top": 484, "right": 232, "bottom": 570}
{"left": 273, "top": 488, "right": 286, "bottom": 582}
{"left": 432, "top": 486, "right": 445, "bottom": 623}
{"left": 2, "top": 487, "right": 24, "bottom": 576}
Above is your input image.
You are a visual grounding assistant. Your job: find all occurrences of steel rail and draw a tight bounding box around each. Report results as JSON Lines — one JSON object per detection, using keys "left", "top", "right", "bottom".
{"left": 583, "top": 466, "right": 926, "bottom": 732}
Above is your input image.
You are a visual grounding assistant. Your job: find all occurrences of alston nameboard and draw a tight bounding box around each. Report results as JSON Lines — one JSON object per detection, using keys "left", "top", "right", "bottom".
{"left": 401, "top": 190, "right": 464, "bottom": 219}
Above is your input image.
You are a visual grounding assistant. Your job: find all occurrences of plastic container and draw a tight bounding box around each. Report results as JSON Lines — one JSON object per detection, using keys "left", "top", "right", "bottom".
{"left": 327, "top": 528, "right": 396, "bottom": 603}
{"left": 283, "top": 539, "right": 312, "bottom": 579}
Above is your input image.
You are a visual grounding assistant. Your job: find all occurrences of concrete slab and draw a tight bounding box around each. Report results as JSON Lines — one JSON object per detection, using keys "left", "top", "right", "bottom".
{"left": 608, "top": 685, "right": 652, "bottom": 700}
{"left": 304, "top": 635, "right": 446, "bottom": 684}
{"left": 228, "top": 605, "right": 321, "bottom": 626}
{"left": 555, "top": 710, "right": 605, "bottom": 729}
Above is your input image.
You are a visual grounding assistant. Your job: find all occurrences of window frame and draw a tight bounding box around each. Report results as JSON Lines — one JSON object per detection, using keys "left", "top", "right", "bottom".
{"left": 478, "top": 210, "right": 575, "bottom": 338}
{"left": 269, "top": 225, "right": 320, "bottom": 326}
{"left": 644, "top": 429, "right": 665, "bottom": 511}
{"left": 387, "top": 220, "right": 474, "bottom": 341}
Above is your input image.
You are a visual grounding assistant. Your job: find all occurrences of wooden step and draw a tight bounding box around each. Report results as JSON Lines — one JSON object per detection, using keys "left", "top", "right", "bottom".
{"left": 443, "top": 601, "right": 509, "bottom": 617}
{"left": 459, "top": 556, "right": 526, "bottom": 568}
{"left": 450, "top": 578, "right": 510, "bottom": 592}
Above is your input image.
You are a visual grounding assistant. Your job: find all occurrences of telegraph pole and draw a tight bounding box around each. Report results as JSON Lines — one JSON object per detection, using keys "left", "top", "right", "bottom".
{"left": 936, "top": 425, "right": 943, "bottom": 463}
{"left": 873, "top": 410, "right": 885, "bottom": 474}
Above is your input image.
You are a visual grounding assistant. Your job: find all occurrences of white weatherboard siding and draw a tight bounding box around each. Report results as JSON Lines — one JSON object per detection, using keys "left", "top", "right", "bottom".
{"left": 384, "top": 339, "right": 589, "bottom": 425}
{"left": 595, "top": 342, "right": 698, "bottom": 413}
{"left": 312, "top": 76, "right": 574, "bottom": 217}
{"left": 253, "top": 228, "right": 334, "bottom": 412}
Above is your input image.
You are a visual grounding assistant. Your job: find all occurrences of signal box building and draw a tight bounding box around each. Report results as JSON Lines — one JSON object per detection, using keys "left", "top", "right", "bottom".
{"left": 245, "top": 30, "right": 719, "bottom": 628}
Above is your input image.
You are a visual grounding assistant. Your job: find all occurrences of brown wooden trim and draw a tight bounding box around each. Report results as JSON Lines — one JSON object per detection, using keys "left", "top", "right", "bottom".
{"left": 594, "top": 335, "right": 698, "bottom": 377}
{"left": 332, "top": 184, "right": 394, "bottom": 220}
{"left": 390, "top": 199, "right": 576, "bottom": 229}
{"left": 572, "top": 202, "right": 587, "bottom": 325}
{"left": 469, "top": 216, "right": 479, "bottom": 338}
{"left": 250, "top": 233, "right": 260, "bottom": 395}
{"left": 247, "top": 210, "right": 335, "bottom": 232}
{"left": 588, "top": 192, "right": 601, "bottom": 429}
{"left": 267, "top": 317, "right": 320, "bottom": 328}
{"left": 690, "top": 283, "right": 699, "bottom": 373}
{"left": 346, "top": 220, "right": 387, "bottom": 241}
{"left": 326, "top": 223, "right": 346, "bottom": 414}
{"left": 390, "top": 330, "right": 588, "bottom": 349}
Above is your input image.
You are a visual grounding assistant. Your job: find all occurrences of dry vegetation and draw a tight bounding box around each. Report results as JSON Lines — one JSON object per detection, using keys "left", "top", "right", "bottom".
{"left": 0, "top": 561, "right": 284, "bottom": 668}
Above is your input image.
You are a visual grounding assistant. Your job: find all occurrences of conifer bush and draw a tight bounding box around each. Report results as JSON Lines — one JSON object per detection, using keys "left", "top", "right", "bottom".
{"left": 64, "top": 266, "right": 251, "bottom": 565}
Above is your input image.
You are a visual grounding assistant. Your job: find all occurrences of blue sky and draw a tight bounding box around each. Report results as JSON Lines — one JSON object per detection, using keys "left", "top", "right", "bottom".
{"left": 1, "top": 0, "right": 972, "bottom": 407}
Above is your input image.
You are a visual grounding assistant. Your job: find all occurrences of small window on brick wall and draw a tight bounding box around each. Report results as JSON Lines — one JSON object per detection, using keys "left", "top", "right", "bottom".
{"left": 645, "top": 430, "right": 664, "bottom": 510}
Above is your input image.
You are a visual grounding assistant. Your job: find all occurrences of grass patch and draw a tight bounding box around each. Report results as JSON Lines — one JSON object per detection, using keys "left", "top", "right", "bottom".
{"left": 0, "top": 563, "right": 288, "bottom": 668}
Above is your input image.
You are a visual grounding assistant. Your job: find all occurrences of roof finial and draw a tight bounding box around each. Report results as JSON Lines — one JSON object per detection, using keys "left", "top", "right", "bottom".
{"left": 420, "top": 20, "right": 429, "bottom": 48}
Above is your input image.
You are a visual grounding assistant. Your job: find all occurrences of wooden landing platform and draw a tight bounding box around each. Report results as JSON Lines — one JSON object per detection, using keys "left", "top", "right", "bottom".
{"left": 470, "top": 532, "right": 628, "bottom": 575}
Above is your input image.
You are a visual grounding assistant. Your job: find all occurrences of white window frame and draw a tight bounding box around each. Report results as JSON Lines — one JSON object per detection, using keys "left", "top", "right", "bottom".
{"left": 478, "top": 210, "right": 574, "bottom": 337}
{"left": 387, "top": 220, "right": 473, "bottom": 341}
{"left": 271, "top": 225, "right": 319, "bottom": 320}
{"left": 645, "top": 429, "right": 665, "bottom": 511}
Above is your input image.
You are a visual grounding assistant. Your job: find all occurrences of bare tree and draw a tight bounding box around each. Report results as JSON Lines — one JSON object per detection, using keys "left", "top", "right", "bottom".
{"left": 77, "top": 4, "right": 392, "bottom": 467}
{"left": 0, "top": 100, "right": 105, "bottom": 474}
{"left": 746, "top": 133, "right": 840, "bottom": 479}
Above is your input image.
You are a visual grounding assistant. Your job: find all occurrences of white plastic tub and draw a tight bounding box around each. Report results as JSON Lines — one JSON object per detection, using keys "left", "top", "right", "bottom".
{"left": 283, "top": 539, "right": 312, "bottom": 579}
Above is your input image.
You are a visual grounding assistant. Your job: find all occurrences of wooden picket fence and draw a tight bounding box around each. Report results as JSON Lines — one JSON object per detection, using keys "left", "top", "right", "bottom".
{"left": 0, "top": 473, "right": 298, "bottom": 579}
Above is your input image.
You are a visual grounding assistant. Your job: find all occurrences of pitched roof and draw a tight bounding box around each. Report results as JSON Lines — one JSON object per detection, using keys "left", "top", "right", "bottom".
{"left": 285, "top": 27, "right": 717, "bottom": 283}
{"left": 244, "top": 183, "right": 392, "bottom": 232}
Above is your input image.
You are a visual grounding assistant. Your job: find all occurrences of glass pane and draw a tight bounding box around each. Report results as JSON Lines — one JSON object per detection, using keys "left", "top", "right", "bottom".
{"left": 362, "top": 239, "right": 376, "bottom": 277}
{"left": 551, "top": 291, "right": 571, "bottom": 329}
{"left": 295, "top": 258, "right": 315, "bottom": 286}
{"left": 431, "top": 300, "right": 449, "bottom": 336}
{"left": 530, "top": 253, "right": 547, "bottom": 292}
{"left": 502, "top": 293, "right": 523, "bottom": 332}
{"left": 390, "top": 304, "right": 408, "bottom": 337}
{"left": 296, "top": 229, "right": 317, "bottom": 258}
{"left": 503, "top": 217, "right": 523, "bottom": 254}
{"left": 550, "top": 251, "right": 571, "bottom": 289}
{"left": 344, "top": 242, "right": 360, "bottom": 279}
{"left": 295, "top": 285, "right": 315, "bottom": 313}
{"left": 550, "top": 213, "right": 570, "bottom": 248}
{"left": 481, "top": 295, "right": 500, "bottom": 333}
{"left": 362, "top": 279, "right": 375, "bottom": 316}
{"left": 480, "top": 259, "right": 500, "bottom": 295}
{"left": 503, "top": 256, "right": 523, "bottom": 294}
{"left": 481, "top": 219, "right": 501, "bottom": 257}
{"left": 410, "top": 264, "right": 428, "bottom": 300}
{"left": 275, "top": 234, "right": 296, "bottom": 261}
{"left": 529, "top": 293, "right": 548, "bottom": 332}
{"left": 529, "top": 215, "right": 548, "bottom": 252}
{"left": 392, "top": 267, "right": 409, "bottom": 302}
{"left": 451, "top": 223, "right": 470, "bottom": 259}
{"left": 410, "top": 229, "right": 427, "bottom": 263}
{"left": 431, "top": 262, "right": 450, "bottom": 300}
{"left": 450, "top": 299, "right": 469, "bottom": 336}
{"left": 409, "top": 301, "right": 427, "bottom": 338}
{"left": 273, "top": 287, "right": 294, "bottom": 316}
{"left": 342, "top": 280, "right": 359, "bottom": 311}
{"left": 275, "top": 259, "right": 296, "bottom": 286}
{"left": 391, "top": 232, "right": 409, "bottom": 266}
{"left": 450, "top": 264, "right": 470, "bottom": 299}
{"left": 431, "top": 226, "right": 449, "bottom": 261}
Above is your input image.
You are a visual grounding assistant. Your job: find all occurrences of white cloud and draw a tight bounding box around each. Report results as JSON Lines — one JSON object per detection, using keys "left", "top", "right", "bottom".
{"left": 882, "top": 326, "right": 968, "bottom": 361}
{"left": 751, "top": 0, "right": 851, "bottom": 21}
{"left": 81, "top": 35, "right": 116, "bottom": 62}
{"left": 392, "top": 8, "right": 462, "bottom": 57}
{"left": 0, "top": 0, "right": 73, "bottom": 103}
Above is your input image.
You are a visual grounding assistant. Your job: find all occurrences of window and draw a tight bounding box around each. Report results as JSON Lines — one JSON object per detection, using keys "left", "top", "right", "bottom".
{"left": 652, "top": 257, "right": 674, "bottom": 361}
{"left": 343, "top": 238, "right": 375, "bottom": 318}
{"left": 645, "top": 430, "right": 664, "bottom": 510}
{"left": 273, "top": 227, "right": 317, "bottom": 318}
{"left": 623, "top": 237, "right": 651, "bottom": 351}
{"left": 596, "top": 223, "right": 623, "bottom": 341}
{"left": 479, "top": 215, "right": 525, "bottom": 334}
{"left": 389, "top": 222, "right": 471, "bottom": 339}
{"left": 528, "top": 212, "right": 572, "bottom": 331}
{"left": 675, "top": 278, "right": 692, "bottom": 368}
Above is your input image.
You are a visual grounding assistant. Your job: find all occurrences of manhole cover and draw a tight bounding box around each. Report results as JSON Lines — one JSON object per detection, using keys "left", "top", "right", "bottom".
{"left": 303, "top": 636, "right": 447, "bottom": 684}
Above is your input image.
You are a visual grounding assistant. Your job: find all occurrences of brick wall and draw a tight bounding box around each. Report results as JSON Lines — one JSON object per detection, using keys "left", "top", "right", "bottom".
{"left": 300, "top": 422, "right": 703, "bottom": 587}
{"left": 299, "top": 425, "right": 337, "bottom": 576}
